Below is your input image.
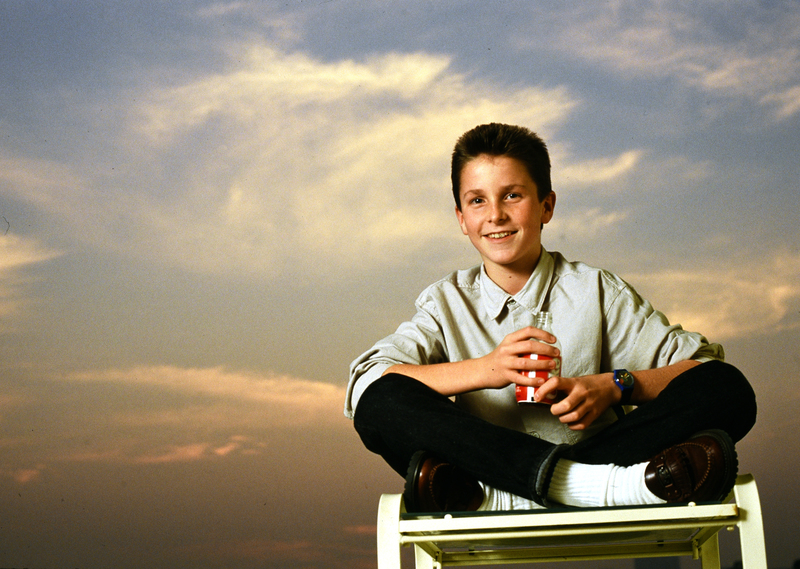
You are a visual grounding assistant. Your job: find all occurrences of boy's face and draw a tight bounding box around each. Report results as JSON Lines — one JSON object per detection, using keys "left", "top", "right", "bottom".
{"left": 455, "top": 154, "right": 555, "bottom": 287}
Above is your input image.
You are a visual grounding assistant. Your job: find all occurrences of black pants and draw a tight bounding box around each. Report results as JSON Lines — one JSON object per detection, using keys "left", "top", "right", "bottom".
{"left": 354, "top": 360, "right": 756, "bottom": 506}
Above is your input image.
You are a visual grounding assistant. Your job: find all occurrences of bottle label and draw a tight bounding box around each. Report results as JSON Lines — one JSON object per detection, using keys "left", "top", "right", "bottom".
{"left": 516, "top": 354, "right": 561, "bottom": 404}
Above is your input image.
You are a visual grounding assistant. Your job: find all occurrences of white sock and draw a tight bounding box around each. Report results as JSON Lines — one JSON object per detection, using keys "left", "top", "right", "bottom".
{"left": 547, "top": 459, "right": 666, "bottom": 507}
{"left": 478, "top": 482, "right": 545, "bottom": 511}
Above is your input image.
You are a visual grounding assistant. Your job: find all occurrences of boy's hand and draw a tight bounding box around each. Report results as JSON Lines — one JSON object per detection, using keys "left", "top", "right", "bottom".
{"left": 534, "top": 373, "right": 620, "bottom": 430}
{"left": 479, "top": 326, "right": 560, "bottom": 390}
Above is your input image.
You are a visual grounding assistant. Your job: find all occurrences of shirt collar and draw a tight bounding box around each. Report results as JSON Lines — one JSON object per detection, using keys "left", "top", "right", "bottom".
{"left": 480, "top": 248, "right": 555, "bottom": 320}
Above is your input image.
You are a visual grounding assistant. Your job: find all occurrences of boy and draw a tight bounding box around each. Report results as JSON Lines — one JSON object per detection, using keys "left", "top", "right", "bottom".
{"left": 345, "top": 123, "right": 756, "bottom": 512}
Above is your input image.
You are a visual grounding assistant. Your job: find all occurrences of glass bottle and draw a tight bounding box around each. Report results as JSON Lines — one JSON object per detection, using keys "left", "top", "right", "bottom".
{"left": 516, "top": 311, "right": 562, "bottom": 404}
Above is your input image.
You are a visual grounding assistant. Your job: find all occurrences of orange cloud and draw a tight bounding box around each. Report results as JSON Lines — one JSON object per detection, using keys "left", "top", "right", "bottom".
{"left": 343, "top": 525, "right": 377, "bottom": 536}
{"left": 18, "top": 365, "right": 354, "bottom": 473}
{"left": 13, "top": 467, "right": 43, "bottom": 484}
{"left": 131, "top": 443, "right": 210, "bottom": 465}
{"left": 62, "top": 365, "right": 347, "bottom": 430}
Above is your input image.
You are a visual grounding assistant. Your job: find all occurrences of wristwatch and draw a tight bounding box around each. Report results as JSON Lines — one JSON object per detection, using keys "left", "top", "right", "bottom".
{"left": 613, "top": 369, "right": 635, "bottom": 405}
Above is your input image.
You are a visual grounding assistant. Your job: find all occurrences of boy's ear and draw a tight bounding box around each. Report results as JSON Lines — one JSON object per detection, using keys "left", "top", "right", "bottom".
{"left": 455, "top": 206, "right": 468, "bottom": 235}
{"left": 541, "top": 192, "right": 556, "bottom": 225}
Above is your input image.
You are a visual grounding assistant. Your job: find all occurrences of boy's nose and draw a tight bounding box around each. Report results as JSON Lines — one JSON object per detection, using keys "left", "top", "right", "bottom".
{"left": 489, "top": 201, "right": 508, "bottom": 222}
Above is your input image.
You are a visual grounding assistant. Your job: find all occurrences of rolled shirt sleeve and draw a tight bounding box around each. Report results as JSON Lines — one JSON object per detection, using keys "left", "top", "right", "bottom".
{"left": 602, "top": 275, "right": 723, "bottom": 371}
{"left": 346, "top": 298, "right": 448, "bottom": 419}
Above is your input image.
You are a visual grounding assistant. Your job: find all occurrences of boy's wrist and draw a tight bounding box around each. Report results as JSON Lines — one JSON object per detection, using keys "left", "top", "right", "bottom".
{"left": 613, "top": 369, "right": 635, "bottom": 404}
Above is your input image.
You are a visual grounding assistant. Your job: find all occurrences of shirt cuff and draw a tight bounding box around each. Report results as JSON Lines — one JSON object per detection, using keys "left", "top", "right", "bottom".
{"left": 344, "top": 362, "right": 394, "bottom": 419}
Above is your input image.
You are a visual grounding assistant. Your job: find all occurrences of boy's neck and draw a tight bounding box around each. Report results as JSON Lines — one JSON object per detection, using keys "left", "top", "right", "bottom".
{"left": 485, "top": 262, "right": 537, "bottom": 295}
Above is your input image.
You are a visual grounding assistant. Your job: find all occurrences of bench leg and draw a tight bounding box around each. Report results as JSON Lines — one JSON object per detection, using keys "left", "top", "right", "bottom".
{"left": 734, "top": 475, "right": 768, "bottom": 569}
{"left": 414, "top": 544, "right": 437, "bottom": 568}
{"left": 699, "top": 533, "right": 721, "bottom": 569}
{"left": 377, "top": 494, "right": 404, "bottom": 569}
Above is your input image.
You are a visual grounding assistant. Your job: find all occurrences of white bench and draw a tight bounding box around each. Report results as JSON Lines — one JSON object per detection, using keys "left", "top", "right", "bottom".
{"left": 377, "top": 473, "right": 766, "bottom": 569}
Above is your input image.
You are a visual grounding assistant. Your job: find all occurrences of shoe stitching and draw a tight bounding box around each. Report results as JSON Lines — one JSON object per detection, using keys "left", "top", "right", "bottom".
{"left": 648, "top": 432, "right": 736, "bottom": 503}
{"left": 656, "top": 447, "right": 693, "bottom": 500}
{"left": 677, "top": 441, "right": 713, "bottom": 491}
{"left": 676, "top": 447, "right": 694, "bottom": 497}
{"left": 426, "top": 463, "right": 446, "bottom": 511}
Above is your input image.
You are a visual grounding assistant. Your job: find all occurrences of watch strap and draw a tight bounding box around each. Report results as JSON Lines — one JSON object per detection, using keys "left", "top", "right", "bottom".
{"left": 613, "top": 369, "right": 634, "bottom": 405}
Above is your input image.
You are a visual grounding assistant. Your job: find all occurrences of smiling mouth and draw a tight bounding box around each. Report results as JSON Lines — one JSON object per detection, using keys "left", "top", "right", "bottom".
{"left": 486, "top": 231, "right": 516, "bottom": 239}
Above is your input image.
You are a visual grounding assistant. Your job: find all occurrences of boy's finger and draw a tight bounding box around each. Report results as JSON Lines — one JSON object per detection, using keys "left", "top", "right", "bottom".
{"left": 533, "top": 377, "right": 560, "bottom": 402}
{"left": 513, "top": 326, "right": 556, "bottom": 343}
{"left": 525, "top": 338, "right": 560, "bottom": 355}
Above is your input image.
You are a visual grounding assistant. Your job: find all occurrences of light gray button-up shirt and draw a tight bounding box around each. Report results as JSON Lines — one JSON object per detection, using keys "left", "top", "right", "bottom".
{"left": 345, "top": 248, "right": 722, "bottom": 445}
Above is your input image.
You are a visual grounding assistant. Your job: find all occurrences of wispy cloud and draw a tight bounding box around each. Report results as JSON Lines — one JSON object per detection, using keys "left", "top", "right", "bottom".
{"left": 629, "top": 250, "right": 800, "bottom": 340}
{"left": 0, "top": 156, "right": 89, "bottom": 207}
{"left": 196, "top": 1, "right": 252, "bottom": 18}
{"left": 0, "top": 236, "right": 60, "bottom": 273}
{"left": 555, "top": 150, "right": 643, "bottom": 187}
{"left": 0, "top": 465, "right": 45, "bottom": 484}
{"left": 0, "top": 366, "right": 348, "bottom": 477}
{"left": 3, "top": 44, "right": 581, "bottom": 280}
{"left": 526, "top": 1, "right": 800, "bottom": 120}
{"left": 548, "top": 208, "right": 630, "bottom": 240}
{"left": 125, "top": 45, "right": 578, "bottom": 276}
{"left": 2, "top": 37, "right": 663, "bottom": 283}
{"left": 64, "top": 365, "right": 346, "bottom": 428}
{"left": 0, "top": 234, "right": 61, "bottom": 331}
{"left": 761, "top": 85, "right": 800, "bottom": 120}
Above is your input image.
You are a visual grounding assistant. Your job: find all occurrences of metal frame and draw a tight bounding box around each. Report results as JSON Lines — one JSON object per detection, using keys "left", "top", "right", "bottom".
{"left": 377, "top": 474, "right": 766, "bottom": 569}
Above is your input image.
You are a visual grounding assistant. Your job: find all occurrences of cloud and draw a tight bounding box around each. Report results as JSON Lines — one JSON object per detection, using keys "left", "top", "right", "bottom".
{"left": 131, "top": 442, "right": 210, "bottom": 464}
{"left": 4, "top": 44, "right": 580, "bottom": 280}
{"left": 343, "top": 525, "right": 376, "bottom": 536}
{"left": 528, "top": 1, "right": 800, "bottom": 120}
{"left": 0, "top": 156, "right": 89, "bottom": 208}
{"left": 199, "top": 3, "right": 307, "bottom": 47}
{"left": 56, "top": 438, "right": 267, "bottom": 466}
{"left": 761, "top": 85, "right": 800, "bottom": 120}
{"left": 133, "top": 48, "right": 455, "bottom": 141}
{"left": 126, "top": 45, "right": 578, "bottom": 277}
{"left": 0, "top": 235, "right": 60, "bottom": 273}
{"left": 547, "top": 207, "right": 630, "bottom": 240}
{"left": 555, "top": 150, "right": 643, "bottom": 186}
{"left": 628, "top": 250, "right": 800, "bottom": 340}
{"left": 197, "top": 1, "right": 251, "bottom": 18}
{"left": 0, "top": 366, "right": 349, "bottom": 473}
{"left": 3, "top": 41, "right": 653, "bottom": 283}
{"left": 0, "top": 465, "right": 45, "bottom": 484}
{"left": 0, "top": 234, "right": 61, "bottom": 331}
{"left": 65, "top": 365, "right": 346, "bottom": 428}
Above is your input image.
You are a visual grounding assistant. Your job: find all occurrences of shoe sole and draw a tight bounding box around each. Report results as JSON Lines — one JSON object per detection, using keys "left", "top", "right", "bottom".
{"left": 403, "top": 450, "right": 431, "bottom": 513}
{"left": 691, "top": 429, "right": 738, "bottom": 501}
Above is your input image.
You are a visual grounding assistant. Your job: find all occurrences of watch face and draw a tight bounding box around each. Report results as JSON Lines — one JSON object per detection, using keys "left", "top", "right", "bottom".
{"left": 621, "top": 371, "right": 634, "bottom": 388}
{"left": 616, "top": 370, "right": 634, "bottom": 388}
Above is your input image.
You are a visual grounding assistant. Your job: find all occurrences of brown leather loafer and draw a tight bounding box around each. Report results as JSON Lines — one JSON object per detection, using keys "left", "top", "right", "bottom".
{"left": 644, "top": 430, "right": 738, "bottom": 503}
{"left": 403, "top": 451, "right": 484, "bottom": 513}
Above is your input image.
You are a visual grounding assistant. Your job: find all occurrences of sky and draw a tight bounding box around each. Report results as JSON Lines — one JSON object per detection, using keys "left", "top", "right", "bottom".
{"left": 1, "top": 1, "right": 799, "bottom": 567}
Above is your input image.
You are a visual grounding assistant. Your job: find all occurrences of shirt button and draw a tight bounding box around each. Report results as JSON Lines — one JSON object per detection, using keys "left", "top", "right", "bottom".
{"left": 508, "top": 299, "right": 516, "bottom": 305}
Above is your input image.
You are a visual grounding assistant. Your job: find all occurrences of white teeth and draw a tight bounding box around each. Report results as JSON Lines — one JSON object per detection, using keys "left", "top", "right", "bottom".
{"left": 487, "top": 232, "right": 513, "bottom": 239}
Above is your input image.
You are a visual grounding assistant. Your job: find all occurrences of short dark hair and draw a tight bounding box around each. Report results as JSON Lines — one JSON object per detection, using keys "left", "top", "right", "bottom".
{"left": 451, "top": 123, "right": 552, "bottom": 209}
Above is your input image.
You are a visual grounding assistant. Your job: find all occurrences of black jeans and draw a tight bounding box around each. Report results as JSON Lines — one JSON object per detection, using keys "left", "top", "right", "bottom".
{"left": 353, "top": 360, "right": 756, "bottom": 506}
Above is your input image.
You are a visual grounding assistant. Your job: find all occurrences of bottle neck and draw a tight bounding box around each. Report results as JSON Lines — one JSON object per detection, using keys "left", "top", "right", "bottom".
{"left": 535, "top": 312, "right": 552, "bottom": 331}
